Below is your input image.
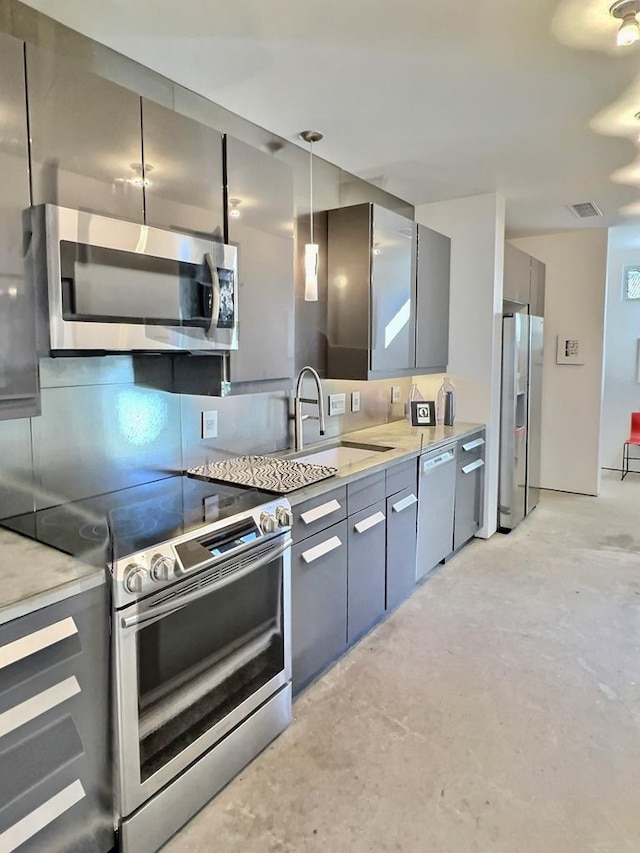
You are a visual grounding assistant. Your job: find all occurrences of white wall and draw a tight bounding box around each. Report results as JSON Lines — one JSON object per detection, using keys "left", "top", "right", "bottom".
{"left": 414, "top": 193, "right": 505, "bottom": 538}
{"left": 601, "top": 225, "right": 640, "bottom": 470}
{"left": 511, "top": 229, "right": 608, "bottom": 496}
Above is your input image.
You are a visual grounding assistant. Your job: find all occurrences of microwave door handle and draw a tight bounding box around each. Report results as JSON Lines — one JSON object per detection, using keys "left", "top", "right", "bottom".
{"left": 120, "top": 537, "right": 293, "bottom": 631}
{"left": 204, "top": 253, "right": 221, "bottom": 331}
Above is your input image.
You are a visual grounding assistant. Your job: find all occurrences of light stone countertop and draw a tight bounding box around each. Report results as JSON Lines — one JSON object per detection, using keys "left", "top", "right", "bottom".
{"left": 0, "top": 418, "right": 484, "bottom": 625}
{"left": 0, "top": 528, "right": 106, "bottom": 626}
{"left": 286, "top": 419, "right": 485, "bottom": 506}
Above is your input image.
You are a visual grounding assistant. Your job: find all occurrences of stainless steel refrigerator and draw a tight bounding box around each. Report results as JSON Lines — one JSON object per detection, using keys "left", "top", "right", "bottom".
{"left": 498, "top": 311, "right": 544, "bottom": 531}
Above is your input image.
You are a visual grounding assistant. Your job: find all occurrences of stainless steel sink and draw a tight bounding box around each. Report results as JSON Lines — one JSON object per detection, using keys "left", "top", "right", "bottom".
{"left": 291, "top": 441, "right": 393, "bottom": 469}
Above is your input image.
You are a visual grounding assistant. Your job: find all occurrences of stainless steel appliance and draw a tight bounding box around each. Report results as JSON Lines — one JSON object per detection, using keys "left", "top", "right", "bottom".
{"left": 1, "top": 476, "right": 293, "bottom": 853}
{"left": 498, "top": 311, "right": 544, "bottom": 531}
{"left": 110, "top": 481, "right": 292, "bottom": 853}
{"left": 30, "top": 204, "right": 238, "bottom": 354}
{"left": 416, "top": 443, "right": 456, "bottom": 579}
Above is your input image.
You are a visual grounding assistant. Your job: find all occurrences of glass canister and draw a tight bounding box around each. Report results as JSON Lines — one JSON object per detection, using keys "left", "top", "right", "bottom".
{"left": 436, "top": 376, "right": 456, "bottom": 426}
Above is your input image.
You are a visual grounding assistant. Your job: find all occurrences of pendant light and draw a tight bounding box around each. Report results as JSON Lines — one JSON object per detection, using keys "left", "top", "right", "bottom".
{"left": 300, "top": 130, "right": 324, "bottom": 301}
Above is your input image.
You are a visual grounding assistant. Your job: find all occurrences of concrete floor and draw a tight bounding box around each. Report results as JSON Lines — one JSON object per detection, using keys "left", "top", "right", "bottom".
{"left": 166, "top": 472, "right": 640, "bottom": 853}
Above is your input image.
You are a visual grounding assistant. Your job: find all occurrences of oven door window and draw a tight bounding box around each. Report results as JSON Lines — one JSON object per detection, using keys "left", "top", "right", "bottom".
{"left": 135, "top": 558, "right": 283, "bottom": 782}
{"left": 59, "top": 240, "right": 234, "bottom": 330}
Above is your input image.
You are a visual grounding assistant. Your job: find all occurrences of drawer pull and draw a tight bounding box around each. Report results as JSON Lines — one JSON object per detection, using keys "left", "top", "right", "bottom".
{"left": 301, "top": 536, "right": 342, "bottom": 564}
{"left": 462, "top": 459, "right": 485, "bottom": 474}
{"left": 0, "top": 676, "right": 81, "bottom": 740}
{"left": 354, "top": 511, "right": 386, "bottom": 534}
{"left": 0, "top": 779, "right": 85, "bottom": 852}
{"left": 392, "top": 494, "right": 418, "bottom": 513}
{"left": 0, "top": 617, "right": 78, "bottom": 671}
{"left": 300, "top": 499, "right": 342, "bottom": 525}
{"left": 462, "top": 437, "right": 485, "bottom": 452}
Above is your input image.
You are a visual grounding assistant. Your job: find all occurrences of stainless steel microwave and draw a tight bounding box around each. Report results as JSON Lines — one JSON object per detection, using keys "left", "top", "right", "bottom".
{"left": 30, "top": 204, "right": 238, "bottom": 354}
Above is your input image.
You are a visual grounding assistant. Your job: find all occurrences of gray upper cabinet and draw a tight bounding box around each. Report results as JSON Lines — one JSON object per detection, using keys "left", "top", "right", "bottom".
{"left": 226, "top": 135, "right": 294, "bottom": 386}
{"left": 530, "top": 257, "right": 545, "bottom": 317}
{"left": 415, "top": 224, "right": 450, "bottom": 373}
{"left": 0, "top": 32, "right": 39, "bottom": 420}
{"left": 327, "top": 203, "right": 415, "bottom": 380}
{"left": 141, "top": 99, "right": 224, "bottom": 239}
{"left": 503, "top": 243, "right": 531, "bottom": 306}
{"left": 27, "top": 45, "right": 144, "bottom": 222}
{"left": 504, "top": 243, "right": 545, "bottom": 317}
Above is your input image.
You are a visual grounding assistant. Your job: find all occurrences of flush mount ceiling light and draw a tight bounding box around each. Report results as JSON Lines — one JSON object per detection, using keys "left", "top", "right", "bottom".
{"left": 610, "top": 0, "right": 640, "bottom": 46}
{"left": 299, "top": 129, "right": 324, "bottom": 302}
{"left": 229, "top": 198, "right": 241, "bottom": 219}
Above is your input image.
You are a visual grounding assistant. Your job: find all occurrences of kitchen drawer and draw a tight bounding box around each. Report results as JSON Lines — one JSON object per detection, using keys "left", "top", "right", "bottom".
{"left": 0, "top": 586, "right": 112, "bottom": 853}
{"left": 292, "top": 485, "right": 347, "bottom": 543}
{"left": 347, "top": 501, "right": 386, "bottom": 644}
{"left": 457, "top": 431, "right": 486, "bottom": 467}
{"left": 385, "top": 458, "right": 417, "bottom": 497}
{"left": 347, "top": 471, "right": 385, "bottom": 515}
{"left": 454, "top": 454, "right": 485, "bottom": 550}
{"left": 291, "top": 521, "right": 348, "bottom": 692}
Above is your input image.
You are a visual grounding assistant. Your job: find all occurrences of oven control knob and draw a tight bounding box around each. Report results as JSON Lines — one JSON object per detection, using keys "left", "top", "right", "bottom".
{"left": 123, "top": 564, "right": 147, "bottom": 594}
{"left": 150, "top": 554, "right": 174, "bottom": 583}
{"left": 275, "top": 505, "right": 293, "bottom": 528}
{"left": 260, "top": 511, "right": 278, "bottom": 534}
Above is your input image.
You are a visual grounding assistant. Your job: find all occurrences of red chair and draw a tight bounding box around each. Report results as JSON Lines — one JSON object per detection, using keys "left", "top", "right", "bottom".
{"left": 622, "top": 412, "right": 640, "bottom": 480}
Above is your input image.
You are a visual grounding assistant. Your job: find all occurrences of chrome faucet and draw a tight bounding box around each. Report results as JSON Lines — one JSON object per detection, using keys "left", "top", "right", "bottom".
{"left": 293, "top": 366, "right": 325, "bottom": 452}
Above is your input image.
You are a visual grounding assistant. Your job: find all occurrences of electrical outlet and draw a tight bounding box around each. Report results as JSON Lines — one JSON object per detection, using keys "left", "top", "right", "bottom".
{"left": 391, "top": 386, "right": 401, "bottom": 404}
{"left": 328, "top": 393, "right": 346, "bottom": 416}
{"left": 351, "top": 391, "right": 361, "bottom": 413}
{"left": 201, "top": 410, "right": 218, "bottom": 439}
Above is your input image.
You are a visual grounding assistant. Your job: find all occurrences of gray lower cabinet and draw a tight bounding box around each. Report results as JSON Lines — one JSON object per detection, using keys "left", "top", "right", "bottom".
{"left": 454, "top": 431, "right": 486, "bottom": 550}
{"left": 385, "top": 486, "right": 419, "bottom": 612}
{"left": 291, "top": 521, "right": 348, "bottom": 693}
{"left": 0, "top": 32, "right": 39, "bottom": 420}
{"left": 347, "top": 501, "right": 386, "bottom": 644}
{"left": 0, "top": 585, "right": 112, "bottom": 852}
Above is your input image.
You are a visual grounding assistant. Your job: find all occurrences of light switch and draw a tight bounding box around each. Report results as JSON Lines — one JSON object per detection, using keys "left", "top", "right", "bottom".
{"left": 391, "top": 386, "right": 401, "bottom": 404}
{"left": 328, "top": 393, "right": 346, "bottom": 416}
{"left": 351, "top": 391, "right": 361, "bottom": 413}
{"left": 201, "top": 410, "right": 218, "bottom": 439}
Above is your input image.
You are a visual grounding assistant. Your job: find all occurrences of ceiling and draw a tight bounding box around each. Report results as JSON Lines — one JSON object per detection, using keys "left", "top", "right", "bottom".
{"left": 19, "top": 0, "right": 640, "bottom": 235}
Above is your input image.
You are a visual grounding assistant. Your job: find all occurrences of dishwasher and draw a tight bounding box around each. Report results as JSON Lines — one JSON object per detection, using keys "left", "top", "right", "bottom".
{"left": 416, "top": 443, "right": 457, "bottom": 580}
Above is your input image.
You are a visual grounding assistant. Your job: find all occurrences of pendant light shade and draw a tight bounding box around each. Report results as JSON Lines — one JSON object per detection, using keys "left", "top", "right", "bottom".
{"left": 300, "top": 130, "right": 324, "bottom": 302}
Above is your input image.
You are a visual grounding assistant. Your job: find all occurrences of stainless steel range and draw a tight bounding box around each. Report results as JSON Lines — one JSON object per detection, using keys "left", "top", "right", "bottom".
{"left": 108, "top": 479, "right": 293, "bottom": 853}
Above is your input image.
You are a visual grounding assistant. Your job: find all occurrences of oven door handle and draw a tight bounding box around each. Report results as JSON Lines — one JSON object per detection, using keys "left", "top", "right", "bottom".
{"left": 121, "top": 537, "right": 292, "bottom": 630}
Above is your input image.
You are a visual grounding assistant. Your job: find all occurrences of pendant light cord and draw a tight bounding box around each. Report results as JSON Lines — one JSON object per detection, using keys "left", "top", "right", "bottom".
{"left": 309, "top": 140, "right": 314, "bottom": 245}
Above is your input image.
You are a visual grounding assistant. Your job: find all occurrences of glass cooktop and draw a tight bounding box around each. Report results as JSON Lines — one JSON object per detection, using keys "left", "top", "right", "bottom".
{"left": 1, "top": 476, "right": 266, "bottom": 568}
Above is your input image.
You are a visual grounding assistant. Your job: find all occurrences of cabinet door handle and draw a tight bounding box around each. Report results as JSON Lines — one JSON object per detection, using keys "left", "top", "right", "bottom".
{"left": 301, "top": 536, "right": 342, "bottom": 564}
{"left": 300, "top": 499, "right": 342, "bottom": 525}
{"left": 0, "top": 617, "right": 78, "bottom": 671}
{"left": 462, "top": 437, "right": 485, "bottom": 451}
{"left": 392, "top": 494, "right": 418, "bottom": 513}
{"left": 0, "top": 779, "right": 85, "bottom": 852}
{"left": 0, "top": 676, "right": 81, "bottom": 739}
{"left": 462, "top": 459, "right": 485, "bottom": 474}
{"left": 354, "top": 511, "right": 386, "bottom": 534}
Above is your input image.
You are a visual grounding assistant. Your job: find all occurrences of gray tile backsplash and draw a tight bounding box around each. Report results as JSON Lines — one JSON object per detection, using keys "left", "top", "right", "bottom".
{"left": 0, "top": 416, "right": 34, "bottom": 518}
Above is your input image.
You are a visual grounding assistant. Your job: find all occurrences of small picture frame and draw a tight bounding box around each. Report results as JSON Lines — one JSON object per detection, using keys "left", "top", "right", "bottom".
{"left": 410, "top": 400, "right": 436, "bottom": 427}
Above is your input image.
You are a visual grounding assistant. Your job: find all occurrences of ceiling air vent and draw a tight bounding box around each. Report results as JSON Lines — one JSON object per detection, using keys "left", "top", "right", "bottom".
{"left": 568, "top": 201, "right": 603, "bottom": 219}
